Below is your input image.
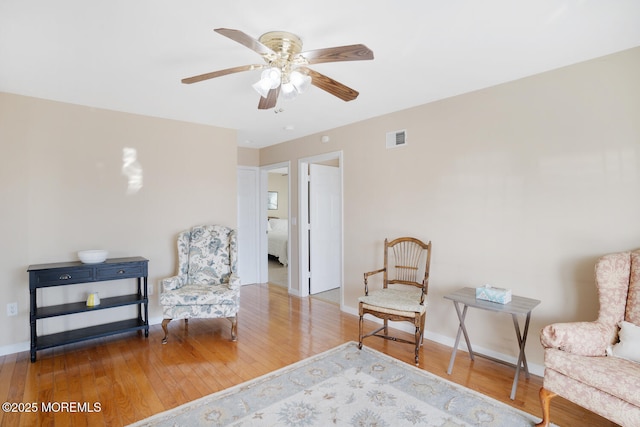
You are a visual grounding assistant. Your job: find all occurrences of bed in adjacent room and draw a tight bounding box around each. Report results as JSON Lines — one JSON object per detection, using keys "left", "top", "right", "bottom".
{"left": 268, "top": 218, "right": 288, "bottom": 266}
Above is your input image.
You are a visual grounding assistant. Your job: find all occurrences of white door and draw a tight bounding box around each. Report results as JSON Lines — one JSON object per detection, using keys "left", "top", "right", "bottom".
{"left": 309, "top": 164, "right": 341, "bottom": 294}
{"left": 237, "top": 167, "right": 259, "bottom": 285}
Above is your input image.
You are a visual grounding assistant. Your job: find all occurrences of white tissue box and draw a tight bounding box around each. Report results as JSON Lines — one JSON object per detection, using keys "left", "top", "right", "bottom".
{"left": 476, "top": 285, "right": 512, "bottom": 304}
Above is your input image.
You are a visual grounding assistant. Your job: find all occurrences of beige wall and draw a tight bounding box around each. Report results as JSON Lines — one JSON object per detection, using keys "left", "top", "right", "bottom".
{"left": 0, "top": 93, "right": 237, "bottom": 349}
{"left": 237, "top": 147, "right": 260, "bottom": 166}
{"left": 260, "top": 46, "right": 640, "bottom": 367}
{"left": 2, "top": 46, "right": 639, "bottom": 367}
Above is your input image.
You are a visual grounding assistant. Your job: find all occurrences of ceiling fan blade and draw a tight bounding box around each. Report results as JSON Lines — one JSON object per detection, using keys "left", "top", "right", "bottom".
{"left": 300, "top": 67, "right": 359, "bottom": 102}
{"left": 214, "top": 28, "right": 275, "bottom": 56}
{"left": 258, "top": 87, "right": 280, "bottom": 110}
{"left": 181, "top": 64, "right": 263, "bottom": 84}
{"left": 299, "top": 44, "right": 374, "bottom": 64}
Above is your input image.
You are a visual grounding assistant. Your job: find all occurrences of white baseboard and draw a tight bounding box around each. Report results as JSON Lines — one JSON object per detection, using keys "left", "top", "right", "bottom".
{"left": 341, "top": 305, "right": 544, "bottom": 377}
{"left": 0, "top": 341, "right": 30, "bottom": 357}
{"left": 288, "top": 287, "right": 301, "bottom": 297}
{"left": 149, "top": 315, "right": 163, "bottom": 326}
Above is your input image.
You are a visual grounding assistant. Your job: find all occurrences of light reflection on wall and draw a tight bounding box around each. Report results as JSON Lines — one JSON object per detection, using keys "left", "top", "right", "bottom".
{"left": 122, "top": 147, "right": 143, "bottom": 194}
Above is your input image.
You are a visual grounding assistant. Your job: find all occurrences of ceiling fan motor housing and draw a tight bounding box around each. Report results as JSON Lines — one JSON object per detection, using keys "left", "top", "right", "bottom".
{"left": 259, "top": 31, "right": 303, "bottom": 60}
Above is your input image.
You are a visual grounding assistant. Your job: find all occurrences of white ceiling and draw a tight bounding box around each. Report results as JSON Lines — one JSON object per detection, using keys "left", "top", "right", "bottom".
{"left": 1, "top": 1, "right": 639, "bottom": 148}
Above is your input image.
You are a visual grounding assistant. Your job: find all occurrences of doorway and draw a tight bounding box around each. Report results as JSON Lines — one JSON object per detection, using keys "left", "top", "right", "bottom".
{"left": 298, "top": 151, "right": 343, "bottom": 306}
{"left": 261, "top": 163, "right": 290, "bottom": 290}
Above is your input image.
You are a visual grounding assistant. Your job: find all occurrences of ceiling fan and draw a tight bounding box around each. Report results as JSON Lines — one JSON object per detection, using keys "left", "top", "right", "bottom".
{"left": 182, "top": 28, "right": 374, "bottom": 109}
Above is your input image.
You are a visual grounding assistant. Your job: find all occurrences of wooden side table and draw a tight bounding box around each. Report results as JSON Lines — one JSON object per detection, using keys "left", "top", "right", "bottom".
{"left": 443, "top": 287, "right": 541, "bottom": 399}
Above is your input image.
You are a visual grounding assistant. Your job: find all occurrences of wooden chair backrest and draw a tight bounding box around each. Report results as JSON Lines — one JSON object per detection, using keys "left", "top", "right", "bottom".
{"left": 384, "top": 237, "right": 432, "bottom": 294}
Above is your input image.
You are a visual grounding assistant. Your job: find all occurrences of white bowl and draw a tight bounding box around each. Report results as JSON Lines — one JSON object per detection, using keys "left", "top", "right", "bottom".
{"left": 78, "top": 250, "right": 108, "bottom": 264}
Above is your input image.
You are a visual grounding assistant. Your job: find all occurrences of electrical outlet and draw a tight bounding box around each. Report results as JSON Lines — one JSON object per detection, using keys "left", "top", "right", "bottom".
{"left": 148, "top": 283, "right": 154, "bottom": 296}
{"left": 7, "top": 302, "right": 18, "bottom": 317}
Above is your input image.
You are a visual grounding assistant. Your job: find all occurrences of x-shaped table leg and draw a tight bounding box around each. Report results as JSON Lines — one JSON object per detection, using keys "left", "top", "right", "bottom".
{"left": 510, "top": 311, "right": 532, "bottom": 400}
{"left": 447, "top": 302, "right": 473, "bottom": 374}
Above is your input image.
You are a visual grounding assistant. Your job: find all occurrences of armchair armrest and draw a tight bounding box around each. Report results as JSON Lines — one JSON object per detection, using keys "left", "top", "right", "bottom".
{"left": 161, "top": 275, "right": 185, "bottom": 292}
{"left": 227, "top": 273, "right": 240, "bottom": 290}
{"left": 363, "top": 268, "right": 385, "bottom": 296}
{"left": 540, "top": 320, "right": 618, "bottom": 356}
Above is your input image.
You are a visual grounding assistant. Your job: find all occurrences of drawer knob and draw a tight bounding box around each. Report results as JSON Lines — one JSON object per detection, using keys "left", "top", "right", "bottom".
{"left": 117, "top": 269, "right": 125, "bottom": 274}
{"left": 59, "top": 274, "right": 72, "bottom": 280}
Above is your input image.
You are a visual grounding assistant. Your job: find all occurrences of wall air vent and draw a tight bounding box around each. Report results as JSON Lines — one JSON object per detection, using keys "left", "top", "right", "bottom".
{"left": 386, "top": 129, "right": 407, "bottom": 149}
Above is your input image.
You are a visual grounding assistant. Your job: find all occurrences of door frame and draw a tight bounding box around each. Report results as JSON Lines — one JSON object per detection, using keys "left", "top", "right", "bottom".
{"left": 260, "top": 162, "right": 291, "bottom": 290}
{"left": 298, "top": 151, "right": 344, "bottom": 303}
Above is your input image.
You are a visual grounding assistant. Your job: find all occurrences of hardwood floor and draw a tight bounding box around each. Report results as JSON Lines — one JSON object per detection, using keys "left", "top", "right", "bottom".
{"left": 0, "top": 283, "right": 618, "bottom": 426}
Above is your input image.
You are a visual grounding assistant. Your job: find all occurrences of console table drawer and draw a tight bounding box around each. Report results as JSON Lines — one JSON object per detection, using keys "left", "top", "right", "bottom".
{"left": 33, "top": 268, "right": 94, "bottom": 286}
{"left": 96, "top": 264, "right": 144, "bottom": 280}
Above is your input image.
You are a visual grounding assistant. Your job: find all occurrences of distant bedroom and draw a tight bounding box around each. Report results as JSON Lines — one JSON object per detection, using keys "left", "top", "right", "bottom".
{"left": 267, "top": 169, "right": 289, "bottom": 288}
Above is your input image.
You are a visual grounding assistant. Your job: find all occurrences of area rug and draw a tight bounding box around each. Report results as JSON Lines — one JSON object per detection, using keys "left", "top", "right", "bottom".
{"left": 129, "top": 342, "right": 545, "bottom": 426}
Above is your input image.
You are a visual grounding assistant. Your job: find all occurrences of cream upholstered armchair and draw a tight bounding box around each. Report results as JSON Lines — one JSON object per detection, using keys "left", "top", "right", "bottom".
{"left": 358, "top": 237, "right": 432, "bottom": 365}
{"left": 536, "top": 249, "right": 640, "bottom": 427}
{"left": 160, "top": 225, "right": 240, "bottom": 344}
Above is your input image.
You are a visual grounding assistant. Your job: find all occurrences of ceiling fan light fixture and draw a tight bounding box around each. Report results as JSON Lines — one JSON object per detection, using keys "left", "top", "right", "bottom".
{"left": 280, "top": 82, "right": 298, "bottom": 100}
{"left": 252, "top": 79, "right": 272, "bottom": 98}
{"left": 263, "top": 67, "right": 282, "bottom": 89}
{"left": 253, "top": 67, "right": 282, "bottom": 97}
{"left": 290, "top": 70, "right": 311, "bottom": 93}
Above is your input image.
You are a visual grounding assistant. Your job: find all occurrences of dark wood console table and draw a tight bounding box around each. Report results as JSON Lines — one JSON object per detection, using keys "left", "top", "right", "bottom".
{"left": 28, "top": 256, "right": 149, "bottom": 362}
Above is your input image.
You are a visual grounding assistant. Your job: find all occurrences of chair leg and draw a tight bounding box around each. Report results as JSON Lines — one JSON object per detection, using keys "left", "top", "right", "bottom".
{"left": 358, "top": 304, "right": 364, "bottom": 349}
{"left": 414, "top": 317, "right": 422, "bottom": 365}
{"left": 383, "top": 319, "right": 388, "bottom": 336}
{"left": 229, "top": 316, "right": 238, "bottom": 341}
{"left": 535, "top": 387, "right": 556, "bottom": 427}
{"left": 161, "top": 318, "right": 172, "bottom": 344}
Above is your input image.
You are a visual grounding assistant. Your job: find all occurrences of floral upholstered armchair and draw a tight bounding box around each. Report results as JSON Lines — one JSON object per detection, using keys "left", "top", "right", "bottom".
{"left": 159, "top": 225, "right": 240, "bottom": 344}
{"left": 536, "top": 249, "right": 640, "bottom": 427}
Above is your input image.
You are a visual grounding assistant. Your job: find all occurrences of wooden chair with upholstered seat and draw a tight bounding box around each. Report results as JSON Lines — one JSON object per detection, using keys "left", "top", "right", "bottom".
{"left": 358, "top": 237, "right": 432, "bottom": 364}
